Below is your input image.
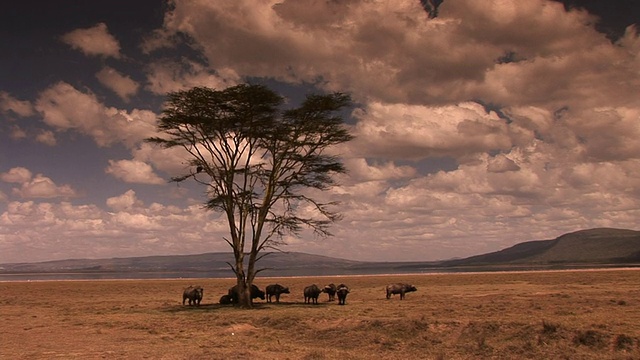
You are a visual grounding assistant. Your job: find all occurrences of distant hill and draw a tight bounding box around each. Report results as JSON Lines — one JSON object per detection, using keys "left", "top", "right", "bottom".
{"left": 442, "top": 228, "right": 640, "bottom": 267}
{"left": 1, "top": 228, "right": 639, "bottom": 279}
{"left": 0, "top": 252, "right": 365, "bottom": 278}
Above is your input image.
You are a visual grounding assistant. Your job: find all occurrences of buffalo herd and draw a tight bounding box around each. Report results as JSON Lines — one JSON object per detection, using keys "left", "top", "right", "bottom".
{"left": 182, "top": 282, "right": 417, "bottom": 306}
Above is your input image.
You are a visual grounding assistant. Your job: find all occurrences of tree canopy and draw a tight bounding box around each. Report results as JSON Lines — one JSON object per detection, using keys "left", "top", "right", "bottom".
{"left": 147, "top": 83, "right": 354, "bottom": 307}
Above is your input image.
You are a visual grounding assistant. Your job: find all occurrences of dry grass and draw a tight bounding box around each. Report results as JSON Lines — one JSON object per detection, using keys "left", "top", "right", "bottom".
{"left": 1, "top": 269, "right": 640, "bottom": 359}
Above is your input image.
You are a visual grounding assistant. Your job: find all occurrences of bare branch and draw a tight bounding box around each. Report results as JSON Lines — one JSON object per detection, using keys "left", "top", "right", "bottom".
{"left": 225, "top": 262, "right": 238, "bottom": 276}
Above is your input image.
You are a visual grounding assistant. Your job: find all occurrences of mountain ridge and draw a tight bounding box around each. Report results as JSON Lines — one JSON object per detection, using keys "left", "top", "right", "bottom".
{"left": 443, "top": 227, "right": 640, "bottom": 266}
{"left": 1, "top": 228, "right": 639, "bottom": 278}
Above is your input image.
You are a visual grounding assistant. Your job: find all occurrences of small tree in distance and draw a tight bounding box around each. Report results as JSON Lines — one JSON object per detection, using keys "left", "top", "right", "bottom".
{"left": 147, "top": 83, "right": 354, "bottom": 308}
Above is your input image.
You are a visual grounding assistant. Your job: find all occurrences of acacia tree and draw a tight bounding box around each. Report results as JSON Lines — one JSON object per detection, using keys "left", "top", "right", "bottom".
{"left": 147, "top": 83, "right": 353, "bottom": 308}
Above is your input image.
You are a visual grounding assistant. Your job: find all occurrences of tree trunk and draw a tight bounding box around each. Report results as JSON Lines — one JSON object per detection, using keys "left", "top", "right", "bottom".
{"left": 232, "top": 245, "right": 253, "bottom": 308}
{"left": 238, "top": 283, "right": 252, "bottom": 308}
{"left": 234, "top": 270, "right": 253, "bottom": 309}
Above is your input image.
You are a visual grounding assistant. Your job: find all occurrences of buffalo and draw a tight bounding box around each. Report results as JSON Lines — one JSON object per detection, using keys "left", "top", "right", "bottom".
{"left": 228, "top": 284, "right": 266, "bottom": 304}
{"left": 304, "top": 284, "right": 322, "bottom": 304}
{"left": 322, "top": 283, "right": 337, "bottom": 301}
{"left": 336, "top": 284, "right": 350, "bottom": 305}
{"left": 219, "top": 294, "right": 232, "bottom": 305}
{"left": 385, "top": 283, "right": 417, "bottom": 300}
{"left": 182, "top": 285, "right": 204, "bottom": 306}
{"left": 265, "top": 284, "right": 290, "bottom": 303}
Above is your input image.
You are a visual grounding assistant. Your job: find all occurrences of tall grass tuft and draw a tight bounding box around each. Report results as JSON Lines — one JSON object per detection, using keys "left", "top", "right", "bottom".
{"left": 573, "top": 329, "right": 606, "bottom": 348}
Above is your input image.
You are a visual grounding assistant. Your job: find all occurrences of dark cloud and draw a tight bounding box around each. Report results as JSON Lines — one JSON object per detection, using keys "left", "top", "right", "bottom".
{"left": 553, "top": 0, "right": 640, "bottom": 41}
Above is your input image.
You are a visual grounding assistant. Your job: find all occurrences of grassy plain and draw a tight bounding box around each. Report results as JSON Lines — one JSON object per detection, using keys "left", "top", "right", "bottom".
{"left": 1, "top": 269, "right": 639, "bottom": 359}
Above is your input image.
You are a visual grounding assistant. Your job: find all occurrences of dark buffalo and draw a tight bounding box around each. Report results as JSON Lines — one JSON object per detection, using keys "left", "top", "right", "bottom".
{"left": 385, "top": 283, "right": 417, "bottom": 300}
{"left": 265, "top": 284, "right": 290, "bottom": 303}
{"left": 336, "top": 283, "right": 350, "bottom": 305}
{"left": 219, "top": 294, "right": 232, "bottom": 305}
{"left": 182, "top": 285, "right": 204, "bottom": 306}
{"left": 304, "top": 284, "right": 322, "bottom": 304}
{"left": 228, "top": 284, "right": 266, "bottom": 304}
{"left": 322, "top": 283, "right": 337, "bottom": 301}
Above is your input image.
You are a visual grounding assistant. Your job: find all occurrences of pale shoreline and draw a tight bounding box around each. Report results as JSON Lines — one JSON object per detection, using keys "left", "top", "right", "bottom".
{"left": 1, "top": 266, "right": 639, "bottom": 283}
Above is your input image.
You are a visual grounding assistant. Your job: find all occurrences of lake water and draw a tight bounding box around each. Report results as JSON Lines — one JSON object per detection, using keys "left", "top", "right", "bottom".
{"left": 4, "top": 264, "right": 634, "bottom": 281}
{"left": 0, "top": 272, "right": 210, "bottom": 282}
{"left": 0, "top": 267, "right": 460, "bottom": 281}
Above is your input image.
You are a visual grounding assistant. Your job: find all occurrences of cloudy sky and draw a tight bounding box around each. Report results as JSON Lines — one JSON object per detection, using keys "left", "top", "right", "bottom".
{"left": 1, "top": 0, "right": 640, "bottom": 264}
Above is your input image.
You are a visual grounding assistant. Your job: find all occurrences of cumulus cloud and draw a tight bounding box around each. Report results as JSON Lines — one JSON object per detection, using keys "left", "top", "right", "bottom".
{"left": 157, "top": 0, "right": 635, "bottom": 107}
{"left": 145, "top": 58, "right": 240, "bottom": 94}
{"left": 35, "top": 82, "right": 158, "bottom": 148}
{"left": 1, "top": 168, "right": 77, "bottom": 200}
{"left": 349, "top": 101, "right": 512, "bottom": 161}
{"left": 0, "top": 198, "right": 229, "bottom": 263}
{"left": 60, "top": 23, "right": 121, "bottom": 58}
{"left": 36, "top": 130, "right": 57, "bottom": 146}
{"left": 104, "top": 0, "right": 640, "bottom": 261}
{"left": 487, "top": 154, "right": 520, "bottom": 173}
{"left": 96, "top": 66, "right": 140, "bottom": 102}
{"left": 320, "top": 155, "right": 640, "bottom": 260}
{"left": 105, "top": 159, "right": 165, "bottom": 185}
{"left": 568, "top": 107, "right": 640, "bottom": 162}
{"left": 12, "top": 174, "right": 77, "bottom": 199}
{"left": 4, "top": 0, "right": 640, "bottom": 263}
{"left": 9, "top": 125, "right": 27, "bottom": 140}
{"left": 0, "top": 92, "right": 34, "bottom": 117}
{"left": 344, "top": 158, "right": 416, "bottom": 182}
{"left": 130, "top": 142, "right": 194, "bottom": 177}
{"left": 1, "top": 167, "right": 33, "bottom": 183}
{"left": 106, "top": 190, "right": 143, "bottom": 212}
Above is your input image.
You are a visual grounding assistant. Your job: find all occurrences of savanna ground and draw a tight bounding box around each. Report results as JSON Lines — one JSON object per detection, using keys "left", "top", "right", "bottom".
{"left": 1, "top": 269, "right": 640, "bottom": 359}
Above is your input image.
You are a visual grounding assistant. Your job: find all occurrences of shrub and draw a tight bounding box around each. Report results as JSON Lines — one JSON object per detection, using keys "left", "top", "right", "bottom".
{"left": 541, "top": 320, "right": 559, "bottom": 336}
{"left": 613, "top": 334, "right": 634, "bottom": 351}
{"left": 573, "top": 330, "right": 606, "bottom": 348}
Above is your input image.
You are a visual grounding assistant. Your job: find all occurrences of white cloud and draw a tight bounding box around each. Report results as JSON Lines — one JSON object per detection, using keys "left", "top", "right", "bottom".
{"left": 145, "top": 58, "right": 240, "bottom": 95}
{"left": 349, "top": 101, "right": 512, "bottom": 160}
{"left": 105, "top": 159, "right": 165, "bottom": 185}
{"left": 108, "top": 0, "right": 640, "bottom": 261}
{"left": 568, "top": 107, "right": 640, "bottom": 162}
{"left": 96, "top": 66, "right": 140, "bottom": 102}
{"left": 344, "top": 158, "right": 416, "bottom": 182}
{"left": 0, "top": 92, "right": 34, "bottom": 117}
{"left": 154, "top": 0, "right": 640, "bottom": 119}
{"left": 111, "top": 212, "right": 163, "bottom": 231}
{"left": 35, "top": 130, "right": 57, "bottom": 146}
{"left": 157, "top": 0, "right": 629, "bottom": 107}
{"left": 5, "top": 0, "right": 640, "bottom": 263}
{"left": 35, "top": 82, "right": 158, "bottom": 148}
{"left": 0, "top": 198, "right": 229, "bottom": 263}
{"left": 487, "top": 154, "right": 520, "bottom": 173}
{"left": 131, "top": 142, "right": 193, "bottom": 177}
{"left": 1, "top": 167, "right": 33, "bottom": 183}
{"left": 12, "top": 174, "right": 77, "bottom": 199}
{"left": 106, "top": 190, "right": 143, "bottom": 212}
{"left": 9, "top": 125, "right": 27, "bottom": 140}
{"left": 60, "top": 23, "right": 121, "bottom": 58}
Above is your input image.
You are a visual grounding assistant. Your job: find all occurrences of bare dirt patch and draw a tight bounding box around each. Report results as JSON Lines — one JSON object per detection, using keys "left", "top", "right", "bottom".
{"left": 1, "top": 270, "right": 639, "bottom": 359}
